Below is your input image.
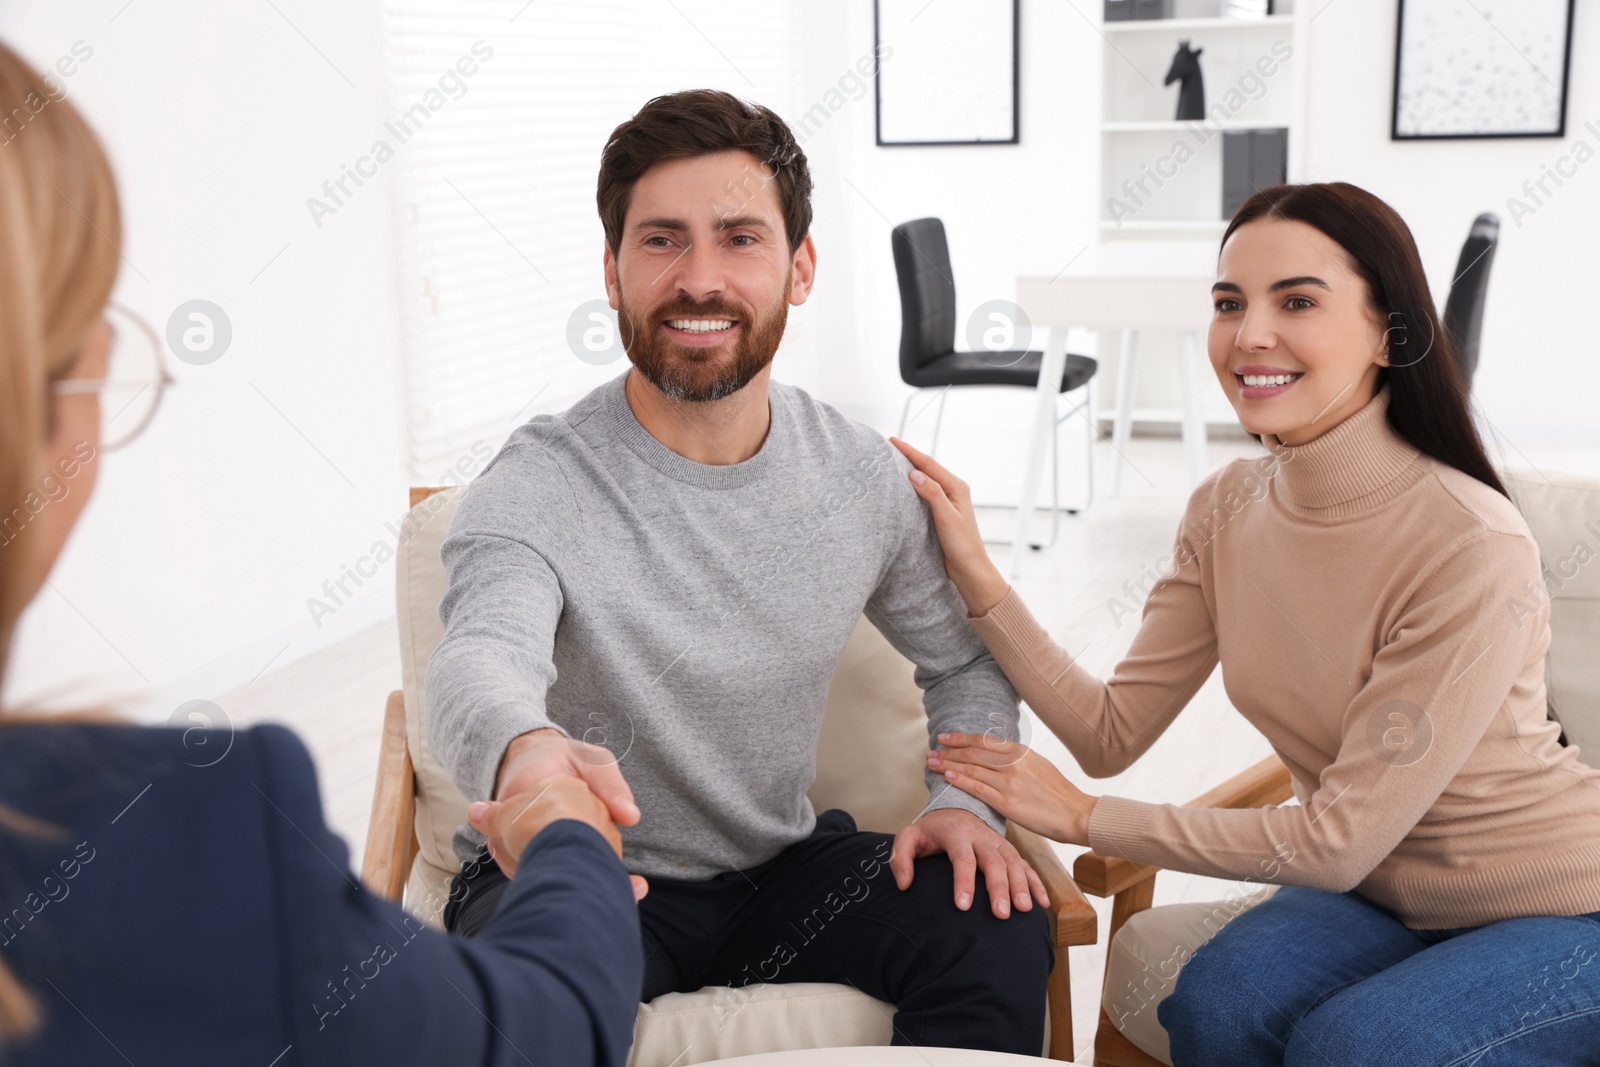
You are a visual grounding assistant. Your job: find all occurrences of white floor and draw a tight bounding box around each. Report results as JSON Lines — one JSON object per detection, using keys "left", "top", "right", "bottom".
{"left": 214, "top": 415, "right": 1600, "bottom": 1062}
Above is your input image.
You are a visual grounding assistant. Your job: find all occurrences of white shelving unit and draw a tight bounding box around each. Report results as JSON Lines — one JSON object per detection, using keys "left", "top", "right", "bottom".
{"left": 1084, "top": 5, "right": 1315, "bottom": 445}
{"left": 1097, "top": 5, "right": 1311, "bottom": 241}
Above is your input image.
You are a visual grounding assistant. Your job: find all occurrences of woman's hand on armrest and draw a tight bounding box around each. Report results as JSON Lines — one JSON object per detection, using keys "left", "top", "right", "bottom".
{"left": 889, "top": 436, "right": 1011, "bottom": 616}
{"left": 469, "top": 776, "right": 650, "bottom": 901}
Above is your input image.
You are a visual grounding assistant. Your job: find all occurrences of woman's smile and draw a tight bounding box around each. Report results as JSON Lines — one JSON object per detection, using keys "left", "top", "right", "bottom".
{"left": 1234, "top": 364, "right": 1306, "bottom": 399}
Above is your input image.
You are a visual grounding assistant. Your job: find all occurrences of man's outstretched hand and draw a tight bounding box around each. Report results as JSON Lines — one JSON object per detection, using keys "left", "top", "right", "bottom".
{"left": 889, "top": 807, "right": 1048, "bottom": 919}
{"left": 469, "top": 775, "right": 649, "bottom": 902}
{"left": 495, "top": 727, "right": 639, "bottom": 822}
{"left": 477, "top": 727, "right": 647, "bottom": 899}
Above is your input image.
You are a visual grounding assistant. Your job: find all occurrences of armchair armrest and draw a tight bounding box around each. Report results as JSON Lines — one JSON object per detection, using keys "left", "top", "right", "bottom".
{"left": 1074, "top": 756, "right": 1294, "bottom": 1065}
{"left": 1188, "top": 754, "right": 1295, "bottom": 810}
{"left": 1008, "top": 822, "right": 1097, "bottom": 1060}
{"left": 360, "top": 689, "right": 419, "bottom": 901}
{"left": 1073, "top": 754, "right": 1293, "bottom": 899}
{"left": 1007, "top": 823, "right": 1097, "bottom": 946}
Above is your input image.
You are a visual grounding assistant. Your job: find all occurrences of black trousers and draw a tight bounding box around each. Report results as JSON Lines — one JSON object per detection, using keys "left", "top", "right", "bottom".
{"left": 444, "top": 809, "right": 1053, "bottom": 1054}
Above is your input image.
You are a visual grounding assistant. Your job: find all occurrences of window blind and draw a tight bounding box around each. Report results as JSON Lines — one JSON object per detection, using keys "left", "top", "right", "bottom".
{"left": 381, "top": 0, "right": 799, "bottom": 481}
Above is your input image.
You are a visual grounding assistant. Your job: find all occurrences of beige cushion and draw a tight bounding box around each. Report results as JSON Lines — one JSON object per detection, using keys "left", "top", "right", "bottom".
{"left": 394, "top": 487, "right": 473, "bottom": 924}
{"left": 393, "top": 486, "right": 945, "bottom": 1065}
{"left": 1503, "top": 468, "right": 1600, "bottom": 759}
{"left": 1101, "top": 887, "right": 1280, "bottom": 1065}
{"left": 631, "top": 983, "right": 892, "bottom": 1066}
{"left": 808, "top": 613, "right": 934, "bottom": 834}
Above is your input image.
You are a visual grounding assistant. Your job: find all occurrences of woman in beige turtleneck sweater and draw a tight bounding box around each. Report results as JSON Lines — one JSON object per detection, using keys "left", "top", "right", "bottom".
{"left": 891, "top": 183, "right": 1600, "bottom": 1066}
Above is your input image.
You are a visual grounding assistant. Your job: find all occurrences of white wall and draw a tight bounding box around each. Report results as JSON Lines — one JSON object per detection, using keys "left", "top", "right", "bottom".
{"left": 1301, "top": 0, "right": 1599, "bottom": 446}
{"left": 2, "top": 1, "right": 410, "bottom": 717}
{"left": 787, "top": 0, "right": 1600, "bottom": 449}
{"left": 784, "top": 0, "right": 1107, "bottom": 506}
{"left": 1, "top": 0, "right": 810, "bottom": 719}
{"left": 5, "top": 0, "right": 1593, "bottom": 713}
{"left": 791, "top": 0, "right": 1104, "bottom": 414}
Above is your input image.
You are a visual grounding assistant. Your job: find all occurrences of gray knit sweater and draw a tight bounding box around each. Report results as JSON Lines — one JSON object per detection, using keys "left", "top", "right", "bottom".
{"left": 426, "top": 369, "right": 1019, "bottom": 879}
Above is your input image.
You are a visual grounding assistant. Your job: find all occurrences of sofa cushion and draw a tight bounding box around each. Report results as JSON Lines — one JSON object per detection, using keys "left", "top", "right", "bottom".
{"left": 1503, "top": 469, "right": 1600, "bottom": 761}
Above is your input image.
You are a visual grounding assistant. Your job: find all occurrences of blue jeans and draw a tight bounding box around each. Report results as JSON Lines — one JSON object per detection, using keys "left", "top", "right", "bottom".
{"left": 1159, "top": 885, "right": 1600, "bottom": 1066}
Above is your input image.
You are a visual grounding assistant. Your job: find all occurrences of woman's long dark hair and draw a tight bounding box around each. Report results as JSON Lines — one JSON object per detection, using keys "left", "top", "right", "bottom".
{"left": 1222, "top": 183, "right": 1508, "bottom": 498}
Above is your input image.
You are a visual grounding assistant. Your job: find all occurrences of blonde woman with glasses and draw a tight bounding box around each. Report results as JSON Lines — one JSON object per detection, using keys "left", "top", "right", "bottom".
{"left": 0, "top": 39, "right": 642, "bottom": 1065}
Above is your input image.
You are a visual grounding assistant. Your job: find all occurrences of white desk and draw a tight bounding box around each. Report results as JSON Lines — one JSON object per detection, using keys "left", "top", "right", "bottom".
{"left": 702, "top": 1048, "right": 1087, "bottom": 1066}
{"left": 1010, "top": 244, "right": 1218, "bottom": 577}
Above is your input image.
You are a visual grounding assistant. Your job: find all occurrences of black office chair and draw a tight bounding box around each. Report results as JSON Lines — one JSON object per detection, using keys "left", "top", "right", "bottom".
{"left": 1442, "top": 213, "right": 1499, "bottom": 386}
{"left": 891, "top": 217, "right": 1099, "bottom": 546}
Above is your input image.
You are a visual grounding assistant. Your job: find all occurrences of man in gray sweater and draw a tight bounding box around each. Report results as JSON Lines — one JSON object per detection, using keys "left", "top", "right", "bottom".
{"left": 429, "top": 89, "right": 1052, "bottom": 1054}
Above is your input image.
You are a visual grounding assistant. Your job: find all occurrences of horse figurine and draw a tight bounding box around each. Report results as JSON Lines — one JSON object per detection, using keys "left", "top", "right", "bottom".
{"left": 1164, "top": 40, "right": 1205, "bottom": 121}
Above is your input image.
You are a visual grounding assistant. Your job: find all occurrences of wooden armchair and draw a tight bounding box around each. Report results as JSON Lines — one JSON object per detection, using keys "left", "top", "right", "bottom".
{"left": 360, "top": 486, "right": 1098, "bottom": 1063}
{"left": 1073, "top": 756, "right": 1295, "bottom": 1067}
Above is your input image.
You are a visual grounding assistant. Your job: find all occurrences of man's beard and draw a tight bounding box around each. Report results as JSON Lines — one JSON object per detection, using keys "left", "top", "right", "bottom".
{"left": 618, "top": 276, "right": 790, "bottom": 403}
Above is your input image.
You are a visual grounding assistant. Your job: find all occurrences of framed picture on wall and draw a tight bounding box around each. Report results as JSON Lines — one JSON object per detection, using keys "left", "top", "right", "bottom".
{"left": 1392, "top": 0, "right": 1576, "bottom": 139}
{"left": 874, "top": 0, "right": 1019, "bottom": 146}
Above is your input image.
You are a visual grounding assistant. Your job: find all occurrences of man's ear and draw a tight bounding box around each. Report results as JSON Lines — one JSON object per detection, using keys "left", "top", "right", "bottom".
{"left": 788, "top": 233, "right": 818, "bottom": 306}
{"left": 603, "top": 243, "right": 620, "bottom": 310}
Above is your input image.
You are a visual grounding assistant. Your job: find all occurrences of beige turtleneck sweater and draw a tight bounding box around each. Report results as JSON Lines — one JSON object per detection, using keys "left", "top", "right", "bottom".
{"left": 967, "top": 386, "right": 1600, "bottom": 929}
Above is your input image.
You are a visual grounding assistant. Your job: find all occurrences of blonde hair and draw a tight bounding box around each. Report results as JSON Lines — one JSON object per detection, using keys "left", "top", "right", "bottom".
{"left": 0, "top": 36, "right": 124, "bottom": 1038}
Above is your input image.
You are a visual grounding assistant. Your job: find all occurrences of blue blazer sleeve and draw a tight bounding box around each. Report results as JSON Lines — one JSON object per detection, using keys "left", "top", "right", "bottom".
{"left": 251, "top": 724, "right": 643, "bottom": 1067}
{"left": 0, "top": 723, "right": 641, "bottom": 1067}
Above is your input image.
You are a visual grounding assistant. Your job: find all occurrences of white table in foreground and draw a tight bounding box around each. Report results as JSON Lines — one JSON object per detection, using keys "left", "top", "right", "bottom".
{"left": 701, "top": 1049, "right": 1089, "bottom": 1066}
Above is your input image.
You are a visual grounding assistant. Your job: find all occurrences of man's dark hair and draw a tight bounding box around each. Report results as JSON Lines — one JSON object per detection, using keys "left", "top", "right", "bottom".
{"left": 597, "top": 89, "right": 813, "bottom": 257}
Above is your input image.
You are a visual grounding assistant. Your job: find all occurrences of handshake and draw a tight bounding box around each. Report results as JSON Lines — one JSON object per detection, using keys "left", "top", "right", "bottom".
{"left": 467, "top": 726, "right": 651, "bottom": 902}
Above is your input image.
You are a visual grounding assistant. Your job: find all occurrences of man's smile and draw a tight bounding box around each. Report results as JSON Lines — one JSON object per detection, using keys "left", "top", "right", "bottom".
{"left": 660, "top": 318, "right": 741, "bottom": 347}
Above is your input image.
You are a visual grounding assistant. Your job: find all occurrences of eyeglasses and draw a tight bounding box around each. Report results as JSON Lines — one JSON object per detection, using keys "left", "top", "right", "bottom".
{"left": 50, "top": 303, "right": 174, "bottom": 450}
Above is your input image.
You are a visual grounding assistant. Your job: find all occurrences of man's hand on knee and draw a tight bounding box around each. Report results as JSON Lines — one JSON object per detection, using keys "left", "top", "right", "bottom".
{"left": 888, "top": 808, "right": 1050, "bottom": 920}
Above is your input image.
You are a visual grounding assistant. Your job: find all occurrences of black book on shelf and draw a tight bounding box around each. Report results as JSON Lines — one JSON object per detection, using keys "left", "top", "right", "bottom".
{"left": 1105, "top": 0, "right": 1134, "bottom": 20}
{"left": 1133, "top": 0, "right": 1171, "bottom": 19}
{"left": 1221, "top": 128, "right": 1288, "bottom": 218}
